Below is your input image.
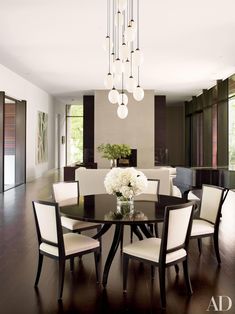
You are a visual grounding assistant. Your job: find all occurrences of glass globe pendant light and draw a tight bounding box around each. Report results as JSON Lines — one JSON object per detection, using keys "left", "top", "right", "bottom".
{"left": 113, "top": 58, "right": 123, "bottom": 74}
{"left": 124, "top": 24, "right": 136, "bottom": 42}
{"left": 117, "top": 104, "right": 128, "bottom": 119}
{"left": 133, "top": 48, "right": 144, "bottom": 66}
{"left": 115, "top": 11, "right": 124, "bottom": 27}
{"left": 104, "top": 0, "right": 144, "bottom": 115}
{"left": 104, "top": 73, "right": 114, "bottom": 89}
{"left": 118, "top": 92, "right": 128, "bottom": 105}
{"left": 126, "top": 75, "right": 136, "bottom": 93}
{"left": 108, "top": 87, "right": 119, "bottom": 104}
{"left": 126, "top": 44, "right": 136, "bottom": 93}
{"left": 120, "top": 43, "right": 129, "bottom": 61}
{"left": 133, "top": 85, "right": 144, "bottom": 101}
{"left": 133, "top": 67, "right": 144, "bottom": 101}
{"left": 103, "top": 36, "right": 113, "bottom": 52}
{"left": 117, "top": 74, "right": 128, "bottom": 119}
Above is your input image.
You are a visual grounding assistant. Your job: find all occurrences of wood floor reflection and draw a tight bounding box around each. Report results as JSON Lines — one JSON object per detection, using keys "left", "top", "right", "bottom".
{"left": 0, "top": 170, "right": 235, "bottom": 314}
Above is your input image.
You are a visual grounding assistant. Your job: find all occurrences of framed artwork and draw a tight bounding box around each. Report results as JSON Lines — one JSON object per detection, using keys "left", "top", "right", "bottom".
{"left": 36, "top": 111, "right": 48, "bottom": 164}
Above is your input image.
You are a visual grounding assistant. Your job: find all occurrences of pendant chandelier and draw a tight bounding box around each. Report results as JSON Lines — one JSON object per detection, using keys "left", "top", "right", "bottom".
{"left": 104, "top": 0, "right": 144, "bottom": 119}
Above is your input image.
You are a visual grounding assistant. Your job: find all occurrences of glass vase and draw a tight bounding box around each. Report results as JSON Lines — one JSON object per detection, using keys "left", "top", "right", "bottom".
{"left": 110, "top": 159, "right": 117, "bottom": 168}
{"left": 116, "top": 196, "right": 134, "bottom": 214}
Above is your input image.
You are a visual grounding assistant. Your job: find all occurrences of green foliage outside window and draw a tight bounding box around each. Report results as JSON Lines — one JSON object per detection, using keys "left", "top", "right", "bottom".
{"left": 66, "top": 104, "right": 83, "bottom": 164}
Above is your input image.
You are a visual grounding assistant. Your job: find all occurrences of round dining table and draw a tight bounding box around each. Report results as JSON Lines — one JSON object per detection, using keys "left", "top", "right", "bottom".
{"left": 59, "top": 193, "right": 189, "bottom": 287}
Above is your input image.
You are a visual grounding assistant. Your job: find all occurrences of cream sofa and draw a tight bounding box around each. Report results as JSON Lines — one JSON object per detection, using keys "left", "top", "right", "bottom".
{"left": 75, "top": 167, "right": 175, "bottom": 196}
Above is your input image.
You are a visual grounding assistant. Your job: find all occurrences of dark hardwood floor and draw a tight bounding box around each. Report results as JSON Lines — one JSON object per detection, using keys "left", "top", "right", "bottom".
{"left": 0, "top": 170, "right": 235, "bottom": 314}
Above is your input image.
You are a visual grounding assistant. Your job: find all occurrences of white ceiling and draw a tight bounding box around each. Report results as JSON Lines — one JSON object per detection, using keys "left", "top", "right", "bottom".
{"left": 1, "top": 0, "right": 235, "bottom": 104}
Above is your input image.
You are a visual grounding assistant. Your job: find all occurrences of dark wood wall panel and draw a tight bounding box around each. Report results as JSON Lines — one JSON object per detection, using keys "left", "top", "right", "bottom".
{"left": 203, "top": 107, "right": 212, "bottom": 166}
{"left": 83, "top": 95, "right": 95, "bottom": 163}
{"left": 191, "top": 114, "right": 198, "bottom": 166}
{"left": 185, "top": 78, "right": 229, "bottom": 168}
{"left": 0, "top": 92, "right": 4, "bottom": 192}
{"left": 217, "top": 100, "right": 228, "bottom": 167}
{"left": 185, "top": 116, "right": 191, "bottom": 166}
{"left": 154, "top": 95, "right": 166, "bottom": 165}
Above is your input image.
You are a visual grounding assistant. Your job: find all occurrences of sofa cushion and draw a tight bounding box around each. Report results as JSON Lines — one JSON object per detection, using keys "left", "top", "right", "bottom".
{"left": 75, "top": 168, "right": 171, "bottom": 196}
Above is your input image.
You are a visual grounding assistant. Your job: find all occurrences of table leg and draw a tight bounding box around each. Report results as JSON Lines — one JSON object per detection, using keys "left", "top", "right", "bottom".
{"left": 92, "top": 224, "right": 112, "bottom": 239}
{"left": 102, "top": 224, "right": 123, "bottom": 287}
{"left": 131, "top": 225, "right": 143, "bottom": 240}
{"left": 138, "top": 224, "right": 154, "bottom": 238}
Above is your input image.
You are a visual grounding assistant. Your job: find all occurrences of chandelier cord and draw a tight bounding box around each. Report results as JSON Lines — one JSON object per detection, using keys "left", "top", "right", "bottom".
{"left": 122, "top": 11, "right": 125, "bottom": 44}
{"left": 117, "top": 5, "right": 120, "bottom": 59}
{"left": 130, "top": 42, "right": 133, "bottom": 77}
{"left": 138, "top": 66, "right": 140, "bottom": 86}
{"left": 112, "top": 0, "right": 115, "bottom": 56}
{"left": 131, "top": 0, "right": 134, "bottom": 21}
{"left": 107, "top": 0, "right": 110, "bottom": 37}
{"left": 137, "top": 0, "right": 139, "bottom": 49}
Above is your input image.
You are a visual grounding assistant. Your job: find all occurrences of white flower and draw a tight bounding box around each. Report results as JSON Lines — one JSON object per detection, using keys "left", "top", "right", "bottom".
{"left": 104, "top": 167, "right": 148, "bottom": 199}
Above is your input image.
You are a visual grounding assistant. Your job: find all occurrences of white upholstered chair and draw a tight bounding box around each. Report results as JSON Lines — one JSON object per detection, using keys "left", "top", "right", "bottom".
{"left": 32, "top": 200, "right": 100, "bottom": 300}
{"left": 134, "top": 178, "right": 160, "bottom": 200}
{"left": 52, "top": 182, "right": 101, "bottom": 234}
{"left": 123, "top": 202, "right": 194, "bottom": 308}
{"left": 190, "top": 184, "right": 226, "bottom": 264}
{"left": 132, "top": 179, "right": 160, "bottom": 240}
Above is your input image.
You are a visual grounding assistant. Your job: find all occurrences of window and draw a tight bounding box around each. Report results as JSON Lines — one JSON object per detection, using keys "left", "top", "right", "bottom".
{"left": 66, "top": 104, "right": 83, "bottom": 165}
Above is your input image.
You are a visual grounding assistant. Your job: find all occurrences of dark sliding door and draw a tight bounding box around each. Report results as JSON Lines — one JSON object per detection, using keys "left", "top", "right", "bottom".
{"left": 0, "top": 92, "right": 4, "bottom": 192}
{"left": 0, "top": 92, "right": 26, "bottom": 192}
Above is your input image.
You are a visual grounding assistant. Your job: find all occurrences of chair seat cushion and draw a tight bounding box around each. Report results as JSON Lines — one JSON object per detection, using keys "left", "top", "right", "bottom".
{"left": 191, "top": 219, "right": 214, "bottom": 236}
{"left": 40, "top": 233, "right": 99, "bottom": 257}
{"left": 61, "top": 216, "right": 100, "bottom": 231}
{"left": 188, "top": 191, "right": 200, "bottom": 201}
{"left": 123, "top": 238, "right": 186, "bottom": 264}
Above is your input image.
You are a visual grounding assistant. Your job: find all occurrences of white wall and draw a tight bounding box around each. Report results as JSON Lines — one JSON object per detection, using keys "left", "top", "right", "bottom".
{"left": 95, "top": 90, "right": 155, "bottom": 168}
{"left": 0, "top": 63, "right": 55, "bottom": 181}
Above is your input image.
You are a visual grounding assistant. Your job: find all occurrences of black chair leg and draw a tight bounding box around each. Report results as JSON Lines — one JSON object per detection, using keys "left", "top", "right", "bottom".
{"left": 174, "top": 264, "right": 179, "bottom": 275}
{"left": 159, "top": 266, "right": 166, "bottom": 308}
{"left": 120, "top": 228, "right": 124, "bottom": 252}
{"left": 130, "top": 226, "right": 133, "bottom": 243}
{"left": 151, "top": 265, "right": 155, "bottom": 279}
{"left": 123, "top": 254, "right": 129, "bottom": 292}
{"left": 182, "top": 259, "right": 193, "bottom": 295}
{"left": 34, "top": 253, "right": 44, "bottom": 286}
{"left": 197, "top": 238, "right": 202, "bottom": 254}
{"left": 154, "top": 223, "right": 159, "bottom": 237}
{"left": 97, "top": 226, "right": 102, "bottom": 253}
{"left": 213, "top": 233, "right": 221, "bottom": 264}
{"left": 149, "top": 223, "right": 154, "bottom": 234}
{"left": 94, "top": 251, "right": 100, "bottom": 283}
{"left": 70, "top": 257, "right": 74, "bottom": 271}
{"left": 58, "top": 259, "right": 65, "bottom": 301}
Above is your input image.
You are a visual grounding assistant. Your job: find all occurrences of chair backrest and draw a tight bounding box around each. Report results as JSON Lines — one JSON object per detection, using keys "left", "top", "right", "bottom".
{"left": 199, "top": 185, "right": 224, "bottom": 224}
{"left": 52, "top": 181, "right": 78, "bottom": 202}
{"left": 160, "top": 202, "right": 194, "bottom": 259}
{"left": 32, "top": 200, "right": 64, "bottom": 255}
{"left": 75, "top": 169, "right": 108, "bottom": 195}
{"left": 145, "top": 179, "right": 160, "bottom": 195}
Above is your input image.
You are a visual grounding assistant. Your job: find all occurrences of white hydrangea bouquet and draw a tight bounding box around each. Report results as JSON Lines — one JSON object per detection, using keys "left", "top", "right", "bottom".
{"left": 104, "top": 167, "right": 148, "bottom": 201}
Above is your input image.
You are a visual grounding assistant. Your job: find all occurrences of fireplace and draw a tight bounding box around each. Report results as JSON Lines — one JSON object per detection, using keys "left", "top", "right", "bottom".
{"left": 117, "top": 149, "right": 137, "bottom": 167}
